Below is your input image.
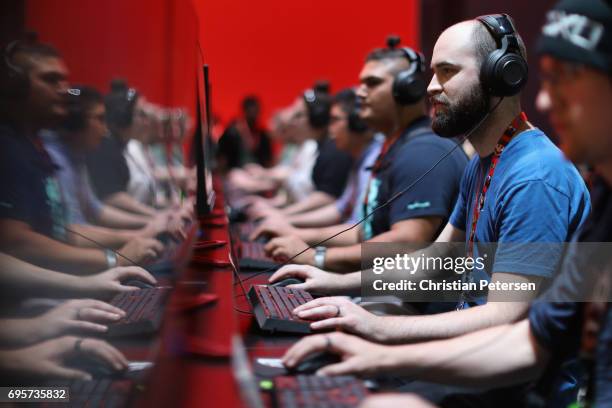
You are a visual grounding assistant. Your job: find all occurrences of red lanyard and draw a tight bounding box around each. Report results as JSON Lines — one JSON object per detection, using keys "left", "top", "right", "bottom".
{"left": 467, "top": 112, "right": 527, "bottom": 258}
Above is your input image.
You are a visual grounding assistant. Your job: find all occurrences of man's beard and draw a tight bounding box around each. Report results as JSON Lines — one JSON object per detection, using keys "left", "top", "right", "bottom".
{"left": 431, "top": 83, "right": 490, "bottom": 138}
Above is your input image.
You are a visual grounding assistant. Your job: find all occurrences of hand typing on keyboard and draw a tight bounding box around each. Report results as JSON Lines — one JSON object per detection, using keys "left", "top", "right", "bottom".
{"left": 0, "top": 299, "right": 125, "bottom": 346}
{"left": 269, "top": 264, "right": 351, "bottom": 295}
{"left": 292, "top": 297, "right": 384, "bottom": 341}
{"left": 0, "top": 336, "right": 127, "bottom": 381}
{"left": 84, "top": 266, "right": 157, "bottom": 299}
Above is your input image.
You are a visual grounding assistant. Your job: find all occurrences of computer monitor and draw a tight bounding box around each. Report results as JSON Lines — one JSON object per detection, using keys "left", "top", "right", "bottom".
{"left": 194, "top": 43, "right": 215, "bottom": 216}
{"left": 231, "top": 335, "right": 265, "bottom": 408}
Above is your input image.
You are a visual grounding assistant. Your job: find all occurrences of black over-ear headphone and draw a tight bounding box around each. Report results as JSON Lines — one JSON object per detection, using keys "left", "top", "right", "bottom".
{"left": 303, "top": 82, "right": 331, "bottom": 129}
{"left": 476, "top": 14, "right": 528, "bottom": 96}
{"left": 62, "top": 88, "right": 86, "bottom": 131}
{"left": 341, "top": 88, "right": 368, "bottom": 133}
{"left": 387, "top": 36, "right": 427, "bottom": 105}
{"left": 105, "top": 80, "right": 139, "bottom": 129}
{"left": 0, "top": 41, "right": 30, "bottom": 99}
{"left": 347, "top": 106, "right": 368, "bottom": 133}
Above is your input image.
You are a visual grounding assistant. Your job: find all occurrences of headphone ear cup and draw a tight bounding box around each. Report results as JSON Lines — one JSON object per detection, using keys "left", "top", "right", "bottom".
{"left": 480, "top": 49, "right": 503, "bottom": 96}
{"left": 62, "top": 105, "right": 85, "bottom": 131}
{"left": 481, "top": 48, "right": 528, "bottom": 97}
{"left": 306, "top": 99, "right": 331, "bottom": 129}
{"left": 392, "top": 70, "right": 427, "bottom": 105}
{"left": 493, "top": 53, "right": 528, "bottom": 96}
{"left": 347, "top": 110, "right": 367, "bottom": 133}
{"left": 0, "top": 58, "right": 29, "bottom": 100}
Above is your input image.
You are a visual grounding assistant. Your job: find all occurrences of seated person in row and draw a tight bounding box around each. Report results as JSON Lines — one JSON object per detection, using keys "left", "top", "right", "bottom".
{"left": 42, "top": 85, "right": 187, "bottom": 251}
{"left": 217, "top": 95, "right": 274, "bottom": 172}
{"left": 289, "top": 6, "right": 612, "bottom": 406}
{"left": 244, "top": 82, "right": 354, "bottom": 218}
{"left": 226, "top": 105, "right": 305, "bottom": 195}
{"left": 0, "top": 39, "right": 187, "bottom": 273}
{"left": 261, "top": 42, "right": 469, "bottom": 274}
{"left": 250, "top": 88, "right": 382, "bottom": 233}
{"left": 277, "top": 11, "right": 598, "bottom": 406}
{"left": 86, "top": 80, "right": 192, "bottom": 217}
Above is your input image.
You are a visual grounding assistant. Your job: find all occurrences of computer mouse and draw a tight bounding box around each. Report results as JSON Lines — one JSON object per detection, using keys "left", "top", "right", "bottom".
{"left": 155, "top": 231, "right": 179, "bottom": 245}
{"left": 123, "top": 279, "right": 156, "bottom": 289}
{"left": 271, "top": 278, "right": 305, "bottom": 288}
{"left": 68, "top": 355, "right": 125, "bottom": 379}
{"left": 286, "top": 351, "right": 342, "bottom": 375}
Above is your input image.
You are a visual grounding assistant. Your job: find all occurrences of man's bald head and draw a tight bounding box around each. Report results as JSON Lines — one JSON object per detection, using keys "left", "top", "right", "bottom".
{"left": 433, "top": 19, "right": 527, "bottom": 76}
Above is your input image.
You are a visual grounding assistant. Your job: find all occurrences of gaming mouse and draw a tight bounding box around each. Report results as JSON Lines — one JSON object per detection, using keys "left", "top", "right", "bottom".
{"left": 287, "top": 351, "right": 342, "bottom": 375}
{"left": 271, "top": 278, "right": 305, "bottom": 288}
{"left": 68, "top": 355, "right": 125, "bottom": 379}
{"left": 155, "top": 231, "right": 178, "bottom": 245}
{"left": 123, "top": 279, "right": 156, "bottom": 290}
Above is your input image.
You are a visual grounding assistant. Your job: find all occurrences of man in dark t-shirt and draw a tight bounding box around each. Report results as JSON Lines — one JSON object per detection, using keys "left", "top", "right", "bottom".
{"left": 276, "top": 3, "right": 612, "bottom": 407}
{"left": 265, "top": 46, "right": 467, "bottom": 271}
{"left": 0, "top": 40, "right": 133, "bottom": 272}
{"left": 217, "top": 95, "right": 273, "bottom": 171}
{"left": 246, "top": 84, "right": 354, "bottom": 219}
{"left": 86, "top": 135, "right": 130, "bottom": 201}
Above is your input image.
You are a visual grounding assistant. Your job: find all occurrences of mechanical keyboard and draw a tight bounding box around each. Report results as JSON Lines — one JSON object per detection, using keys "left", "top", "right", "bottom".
{"left": 107, "top": 287, "right": 172, "bottom": 336}
{"left": 238, "top": 223, "right": 256, "bottom": 239}
{"left": 239, "top": 242, "right": 280, "bottom": 270}
{"left": 274, "top": 375, "right": 369, "bottom": 408}
{"left": 248, "top": 285, "right": 313, "bottom": 333}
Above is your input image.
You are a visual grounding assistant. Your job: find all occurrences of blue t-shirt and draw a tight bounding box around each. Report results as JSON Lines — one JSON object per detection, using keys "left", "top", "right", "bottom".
{"left": 362, "top": 116, "right": 468, "bottom": 240}
{"left": 0, "top": 124, "right": 68, "bottom": 241}
{"left": 449, "top": 128, "right": 590, "bottom": 298}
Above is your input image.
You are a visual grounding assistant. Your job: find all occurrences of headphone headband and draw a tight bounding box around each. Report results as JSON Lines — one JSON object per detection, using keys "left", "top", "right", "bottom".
{"left": 475, "top": 14, "right": 528, "bottom": 97}
{"left": 385, "top": 36, "right": 427, "bottom": 105}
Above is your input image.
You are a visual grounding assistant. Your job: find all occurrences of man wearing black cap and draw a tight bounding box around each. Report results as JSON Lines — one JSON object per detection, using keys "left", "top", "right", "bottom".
{"left": 281, "top": 2, "right": 612, "bottom": 407}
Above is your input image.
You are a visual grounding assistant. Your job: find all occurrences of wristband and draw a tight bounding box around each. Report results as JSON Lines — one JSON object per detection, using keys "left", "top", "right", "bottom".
{"left": 314, "top": 246, "right": 327, "bottom": 269}
{"left": 105, "top": 249, "right": 118, "bottom": 268}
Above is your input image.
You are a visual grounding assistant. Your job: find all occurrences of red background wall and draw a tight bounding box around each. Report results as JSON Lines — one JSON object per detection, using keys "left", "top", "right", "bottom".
{"left": 25, "top": 0, "right": 198, "bottom": 119}
{"left": 194, "top": 0, "right": 420, "bottom": 123}
{"left": 25, "top": 0, "right": 419, "bottom": 127}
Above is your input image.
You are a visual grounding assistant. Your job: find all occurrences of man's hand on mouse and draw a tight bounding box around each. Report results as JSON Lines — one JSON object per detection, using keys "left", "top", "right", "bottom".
{"left": 83, "top": 266, "right": 157, "bottom": 299}
{"left": 269, "top": 264, "right": 351, "bottom": 295}
{"left": 282, "top": 332, "right": 392, "bottom": 377}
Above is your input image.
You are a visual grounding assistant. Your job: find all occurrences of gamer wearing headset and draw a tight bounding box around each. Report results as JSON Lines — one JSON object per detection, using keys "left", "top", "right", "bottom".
{"left": 40, "top": 85, "right": 185, "bottom": 254}
{"left": 247, "top": 82, "right": 354, "bottom": 218}
{"left": 287, "top": 4, "right": 612, "bottom": 407}
{"left": 249, "top": 88, "right": 382, "bottom": 235}
{"left": 275, "top": 14, "right": 590, "bottom": 351}
{"left": 263, "top": 40, "right": 469, "bottom": 273}
{"left": 84, "top": 80, "right": 184, "bottom": 218}
{"left": 0, "top": 38, "right": 158, "bottom": 273}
